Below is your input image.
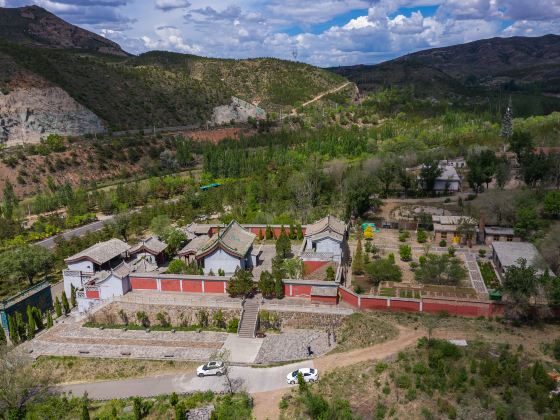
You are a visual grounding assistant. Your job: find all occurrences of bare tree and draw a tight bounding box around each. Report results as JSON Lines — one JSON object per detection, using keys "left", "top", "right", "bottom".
{"left": 0, "top": 347, "right": 51, "bottom": 416}
{"left": 213, "top": 349, "right": 244, "bottom": 394}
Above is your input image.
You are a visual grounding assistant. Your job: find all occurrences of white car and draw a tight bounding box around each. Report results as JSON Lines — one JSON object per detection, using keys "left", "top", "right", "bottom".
{"left": 286, "top": 368, "right": 319, "bottom": 384}
{"left": 197, "top": 361, "right": 225, "bottom": 377}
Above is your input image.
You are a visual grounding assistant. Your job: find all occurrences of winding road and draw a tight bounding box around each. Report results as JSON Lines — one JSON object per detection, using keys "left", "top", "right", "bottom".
{"left": 58, "top": 325, "right": 424, "bottom": 419}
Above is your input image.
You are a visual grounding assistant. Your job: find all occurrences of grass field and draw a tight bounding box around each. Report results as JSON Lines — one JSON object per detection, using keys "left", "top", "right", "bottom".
{"left": 32, "top": 356, "right": 198, "bottom": 384}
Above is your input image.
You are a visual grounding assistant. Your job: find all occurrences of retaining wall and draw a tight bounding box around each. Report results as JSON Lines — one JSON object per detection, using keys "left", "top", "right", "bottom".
{"left": 128, "top": 274, "right": 508, "bottom": 318}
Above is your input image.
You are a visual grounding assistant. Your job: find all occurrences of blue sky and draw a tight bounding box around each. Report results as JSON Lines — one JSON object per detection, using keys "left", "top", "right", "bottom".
{"left": 3, "top": 0, "right": 560, "bottom": 66}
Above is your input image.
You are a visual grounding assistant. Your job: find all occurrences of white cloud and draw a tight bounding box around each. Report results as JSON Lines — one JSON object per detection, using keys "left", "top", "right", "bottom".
{"left": 503, "top": 19, "right": 560, "bottom": 36}
{"left": 141, "top": 25, "right": 202, "bottom": 53}
{"left": 154, "top": 0, "right": 190, "bottom": 11}
{"left": 500, "top": 0, "right": 560, "bottom": 21}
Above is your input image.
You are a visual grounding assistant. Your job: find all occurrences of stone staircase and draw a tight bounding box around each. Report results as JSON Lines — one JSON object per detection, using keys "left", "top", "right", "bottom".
{"left": 238, "top": 299, "right": 259, "bottom": 338}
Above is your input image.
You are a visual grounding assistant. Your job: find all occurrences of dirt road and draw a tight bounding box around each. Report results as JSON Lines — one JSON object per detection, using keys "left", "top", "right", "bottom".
{"left": 251, "top": 325, "right": 424, "bottom": 420}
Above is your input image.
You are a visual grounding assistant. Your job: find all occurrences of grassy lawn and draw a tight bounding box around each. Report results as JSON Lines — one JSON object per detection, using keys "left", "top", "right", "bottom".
{"left": 32, "top": 356, "right": 198, "bottom": 385}
{"left": 281, "top": 338, "right": 560, "bottom": 419}
{"left": 333, "top": 312, "right": 399, "bottom": 353}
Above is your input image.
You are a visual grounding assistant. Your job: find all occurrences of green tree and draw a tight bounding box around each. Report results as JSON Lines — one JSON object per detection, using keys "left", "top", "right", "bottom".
{"left": 2, "top": 181, "right": 18, "bottom": 220}
{"left": 275, "top": 229, "right": 291, "bottom": 259}
{"left": 467, "top": 149, "right": 498, "bottom": 193}
{"left": 399, "top": 244, "right": 412, "bottom": 261}
{"left": 325, "top": 266, "right": 335, "bottom": 281}
{"left": 150, "top": 215, "right": 171, "bottom": 237}
{"left": 70, "top": 284, "right": 76, "bottom": 308}
{"left": 61, "top": 291, "right": 70, "bottom": 315}
{"left": 456, "top": 217, "right": 477, "bottom": 247}
{"left": 296, "top": 224, "right": 304, "bottom": 240}
{"left": 509, "top": 130, "right": 533, "bottom": 160}
{"left": 32, "top": 307, "right": 43, "bottom": 330}
{"left": 175, "top": 402, "right": 186, "bottom": 420}
{"left": 414, "top": 254, "right": 467, "bottom": 286}
{"left": 283, "top": 258, "right": 304, "bottom": 279}
{"left": 364, "top": 257, "right": 402, "bottom": 285}
{"left": 54, "top": 296, "right": 62, "bottom": 318}
{"left": 8, "top": 314, "right": 18, "bottom": 344}
{"left": 162, "top": 228, "right": 187, "bottom": 255}
{"left": 514, "top": 206, "right": 543, "bottom": 240}
{"left": 544, "top": 191, "right": 560, "bottom": 218}
{"left": 275, "top": 277, "right": 284, "bottom": 299}
{"left": 419, "top": 160, "right": 443, "bottom": 194}
{"left": 258, "top": 271, "right": 275, "bottom": 298}
{"left": 501, "top": 258, "right": 542, "bottom": 320}
{"left": 46, "top": 311, "right": 53, "bottom": 329}
{"left": 0, "top": 325, "right": 5, "bottom": 345}
{"left": 112, "top": 212, "right": 132, "bottom": 242}
{"left": 15, "top": 312, "right": 26, "bottom": 342}
{"left": 226, "top": 268, "right": 254, "bottom": 297}
{"left": 416, "top": 228, "right": 427, "bottom": 243}
{"left": 167, "top": 259, "right": 188, "bottom": 274}
{"left": 0, "top": 245, "right": 53, "bottom": 286}
{"left": 26, "top": 306, "right": 36, "bottom": 340}
{"left": 495, "top": 158, "right": 511, "bottom": 189}
{"left": 520, "top": 152, "right": 551, "bottom": 188}
{"left": 352, "top": 235, "right": 365, "bottom": 274}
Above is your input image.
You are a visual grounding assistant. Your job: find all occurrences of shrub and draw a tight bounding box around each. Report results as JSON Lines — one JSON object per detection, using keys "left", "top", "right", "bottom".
{"left": 439, "top": 239, "right": 447, "bottom": 247}
{"left": 417, "top": 229, "right": 427, "bottom": 243}
{"left": 448, "top": 246, "right": 456, "bottom": 256}
{"left": 354, "top": 285, "right": 364, "bottom": 294}
{"left": 136, "top": 311, "right": 150, "bottom": 328}
{"left": 478, "top": 249, "right": 487, "bottom": 258}
{"left": 399, "top": 244, "right": 412, "bottom": 261}
{"left": 155, "top": 312, "right": 169, "bottom": 327}
{"left": 365, "top": 257, "right": 402, "bottom": 285}
{"left": 227, "top": 318, "right": 239, "bottom": 333}
{"left": 196, "top": 309, "right": 209, "bottom": 328}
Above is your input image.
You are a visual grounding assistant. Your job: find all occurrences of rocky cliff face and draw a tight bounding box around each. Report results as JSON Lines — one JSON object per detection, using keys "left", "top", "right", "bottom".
{"left": 0, "top": 86, "right": 106, "bottom": 145}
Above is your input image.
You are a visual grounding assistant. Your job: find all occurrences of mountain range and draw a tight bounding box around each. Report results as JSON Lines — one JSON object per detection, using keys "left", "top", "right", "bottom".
{"left": 0, "top": 6, "right": 345, "bottom": 144}
{"left": 331, "top": 34, "right": 560, "bottom": 98}
{"left": 1, "top": 5, "right": 560, "bottom": 145}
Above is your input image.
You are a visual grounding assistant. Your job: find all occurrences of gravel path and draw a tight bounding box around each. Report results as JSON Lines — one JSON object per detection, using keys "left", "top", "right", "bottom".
{"left": 254, "top": 329, "right": 333, "bottom": 364}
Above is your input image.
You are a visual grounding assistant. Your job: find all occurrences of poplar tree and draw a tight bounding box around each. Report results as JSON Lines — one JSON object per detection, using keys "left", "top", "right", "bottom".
{"left": 61, "top": 291, "right": 70, "bottom": 315}
{"left": 70, "top": 284, "right": 76, "bottom": 308}
{"left": 352, "top": 234, "right": 365, "bottom": 274}
{"left": 8, "top": 314, "right": 18, "bottom": 344}
{"left": 26, "top": 306, "right": 35, "bottom": 340}
{"left": 16, "top": 312, "right": 26, "bottom": 342}
{"left": 46, "top": 311, "right": 53, "bottom": 328}
{"left": 54, "top": 296, "right": 62, "bottom": 317}
{"left": 296, "top": 224, "right": 304, "bottom": 240}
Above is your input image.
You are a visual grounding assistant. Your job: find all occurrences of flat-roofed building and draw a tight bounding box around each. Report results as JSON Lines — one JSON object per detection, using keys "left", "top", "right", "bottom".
{"left": 491, "top": 241, "right": 552, "bottom": 279}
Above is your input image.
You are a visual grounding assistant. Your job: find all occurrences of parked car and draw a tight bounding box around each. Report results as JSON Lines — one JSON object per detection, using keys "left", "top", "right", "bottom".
{"left": 197, "top": 361, "right": 225, "bottom": 377}
{"left": 286, "top": 368, "right": 319, "bottom": 384}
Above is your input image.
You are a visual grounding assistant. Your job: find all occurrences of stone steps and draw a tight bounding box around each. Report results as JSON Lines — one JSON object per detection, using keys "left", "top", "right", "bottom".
{"left": 238, "top": 300, "right": 259, "bottom": 338}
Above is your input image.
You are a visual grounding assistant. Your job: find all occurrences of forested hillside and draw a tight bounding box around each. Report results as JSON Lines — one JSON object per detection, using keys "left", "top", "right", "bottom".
{"left": 0, "top": 6, "right": 348, "bottom": 134}
{"left": 330, "top": 35, "right": 560, "bottom": 115}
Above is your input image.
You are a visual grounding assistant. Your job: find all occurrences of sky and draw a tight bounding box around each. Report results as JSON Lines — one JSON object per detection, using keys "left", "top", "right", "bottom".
{"left": 2, "top": 0, "right": 560, "bottom": 66}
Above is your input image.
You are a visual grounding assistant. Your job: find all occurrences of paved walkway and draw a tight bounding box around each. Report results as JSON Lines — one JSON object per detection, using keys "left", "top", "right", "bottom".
{"left": 458, "top": 250, "right": 488, "bottom": 296}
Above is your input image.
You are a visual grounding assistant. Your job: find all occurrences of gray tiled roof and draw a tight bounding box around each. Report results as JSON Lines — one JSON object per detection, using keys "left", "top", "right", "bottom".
{"left": 178, "top": 234, "right": 211, "bottom": 255}
{"left": 65, "top": 238, "right": 130, "bottom": 265}
{"left": 197, "top": 221, "right": 255, "bottom": 258}
{"left": 305, "top": 215, "right": 346, "bottom": 238}
{"left": 130, "top": 236, "right": 167, "bottom": 255}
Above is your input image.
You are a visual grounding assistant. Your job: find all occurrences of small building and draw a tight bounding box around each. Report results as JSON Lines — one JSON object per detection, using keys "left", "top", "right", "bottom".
{"left": 63, "top": 238, "right": 130, "bottom": 297}
{"left": 432, "top": 215, "right": 477, "bottom": 245}
{"left": 129, "top": 236, "right": 167, "bottom": 265}
{"left": 183, "top": 223, "right": 214, "bottom": 239}
{"left": 196, "top": 221, "right": 256, "bottom": 274}
{"left": 301, "top": 215, "right": 348, "bottom": 265}
{"left": 1, "top": 281, "right": 53, "bottom": 340}
{"left": 177, "top": 234, "right": 210, "bottom": 263}
{"left": 417, "top": 164, "right": 462, "bottom": 193}
{"left": 482, "top": 226, "right": 521, "bottom": 245}
{"left": 491, "top": 241, "right": 551, "bottom": 279}
{"left": 76, "top": 258, "right": 159, "bottom": 312}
